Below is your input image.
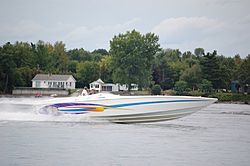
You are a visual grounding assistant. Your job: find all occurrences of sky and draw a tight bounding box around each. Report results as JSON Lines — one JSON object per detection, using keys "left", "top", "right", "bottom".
{"left": 0, "top": 0, "right": 250, "bottom": 58}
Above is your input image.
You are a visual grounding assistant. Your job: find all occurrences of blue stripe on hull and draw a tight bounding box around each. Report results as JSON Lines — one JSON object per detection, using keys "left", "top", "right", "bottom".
{"left": 110, "top": 99, "right": 201, "bottom": 108}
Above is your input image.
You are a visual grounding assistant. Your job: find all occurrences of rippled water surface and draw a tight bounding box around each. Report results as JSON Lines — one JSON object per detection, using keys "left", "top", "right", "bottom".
{"left": 0, "top": 98, "right": 250, "bottom": 166}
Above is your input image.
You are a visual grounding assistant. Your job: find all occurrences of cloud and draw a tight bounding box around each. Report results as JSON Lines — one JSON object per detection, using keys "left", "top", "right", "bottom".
{"left": 152, "top": 16, "right": 250, "bottom": 57}
{"left": 1, "top": 14, "right": 248, "bottom": 57}
{"left": 0, "top": 20, "right": 77, "bottom": 44}
{"left": 0, "top": 17, "right": 142, "bottom": 50}
{"left": 0, "top": 20, "right": 42, "bottom": 39}
{"left": 152, "top": 17, "right": 227, "bottom": 44}
{"left": 237, "top": 13, "right": 250, "bottom": 24}
{"left": 63, "top": 18, "right": 142, "bottom": 50}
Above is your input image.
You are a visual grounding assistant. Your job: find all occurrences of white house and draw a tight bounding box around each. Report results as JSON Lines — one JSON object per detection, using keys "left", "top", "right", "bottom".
{"left": 89, "top": 78, "right": 104, "bottom": 92}
{"left": 89, "top": 78, "right": 138, "bottom": 92}
{"left": 32, "top": 74, "right": 76, "bottom": 89}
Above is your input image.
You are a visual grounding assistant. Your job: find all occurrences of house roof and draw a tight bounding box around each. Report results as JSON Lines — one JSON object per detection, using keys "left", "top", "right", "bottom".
{"left": 32, "top": 74, "right": 76, "bottom": 82}
{"left": 90, "top": 78, "right": 104, "bottom": 84}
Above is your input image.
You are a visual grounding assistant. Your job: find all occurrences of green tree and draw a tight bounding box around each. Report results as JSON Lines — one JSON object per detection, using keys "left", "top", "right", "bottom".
{"left": 152, "top": 66, "right": 161, "bottom": 85}
{"left": 9, "top": 69, "right": 25, "bottom": 89}
{"left": 54, "top": 41, "right": 69, "bottom": 71}
{"left": 78, "top": 50, "right": 92, "bottom": 62}
{"left": 76, "top": 61, "right": 100, "bottom": 88}
{"left": 17, "top": 66, "right": 32, "bottom": 87}
{"left": 46, "top": 43, "right": 57, "bottom": 71}
{"left": 169, "top": 61, "right": 189, "bottom": 86}
{"left": 68, "top": 48, "right": 82, "bottom": 61}
{"left": 217, "top": 55, "right": 238, "bottom": 83}
{"left": 194, "top": 48, "right": 205, "bottom": 60}
{"left": 155, "top": 50, "right": 175, "bottom": 90}
{"left": 182, "top": 51, "right": 192, "bottom": 60}
{"left": 0, "top": 43, "right": 16, "bottom": 94}
{"left": 200, "top": 79, "right": 213, "bottom": 92}
{"left": 174, "top": 81, "right": 187, "bottom": 93}
{"left": 158, "top": 48, "right": 181, "bottom": 62}
{"left": 238, "top": 54, "right": 250, "bottom": 89}
{"left": 100, "top": 55, "right": 113, "bottom": 83}
{"left": 92, "top": 49, "right": 109, "bottom": 56}
{"left": 184, "top": 58, "right": 199, "bottom": 68}
{"left": 200, "top": 50, "right": 221, "bottom": 89}
{"left": 109, "top": 30, "right": 161, "bottom": 92}
{"left": 68, "top": 60, "right": 78, "bottom": 73}
{"left": 158, "top": 59, "right": 174, "bottom": 90}
{"left": 13, "top": 41, "right": 31, "bottom": 68}
{"left": 92, "top": 53, "right": 103, "bottom": 62}
{"left": 218, "top": 65, "right": 231, "bottom": 89}
{"left": 179, "top": 64, "right": 201, "bottom": 91}
{"left": 33, "top": 40, "right": 49, "bottom": 70}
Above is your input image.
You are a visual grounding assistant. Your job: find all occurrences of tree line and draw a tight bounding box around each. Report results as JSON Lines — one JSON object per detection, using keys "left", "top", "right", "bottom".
{"left": 0, "top": 30, "right": 249, "bottom": 94}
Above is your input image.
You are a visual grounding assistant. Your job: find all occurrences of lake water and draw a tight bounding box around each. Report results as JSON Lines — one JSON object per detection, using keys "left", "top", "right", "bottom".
{"left": 0, "top": 97, "right": 250, "bottom": 166}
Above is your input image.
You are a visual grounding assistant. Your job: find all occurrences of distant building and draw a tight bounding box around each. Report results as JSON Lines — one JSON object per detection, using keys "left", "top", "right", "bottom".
{"left": 89, "top": 78, "right": 138, "bottom": 92}
{"left": 231, "top": 80, "right": 241, "bottom": 92}
{"left": 32, "top": 74, "right": 76, "bottom": 89}
{"left": 89, "top": 78, "right": 104, "bottom": 92}
{"left": 231, "top": 80, "right": 249, "bottom": 93}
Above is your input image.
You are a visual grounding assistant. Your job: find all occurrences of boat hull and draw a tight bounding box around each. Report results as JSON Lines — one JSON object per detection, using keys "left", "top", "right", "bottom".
{"left": 36, "top": 94, "right": 217, "bottom": 123}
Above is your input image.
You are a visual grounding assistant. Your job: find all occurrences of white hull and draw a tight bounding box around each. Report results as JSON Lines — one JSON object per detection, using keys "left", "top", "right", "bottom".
{"left": 36, "top": 93, "right": 217, "bottom": 123}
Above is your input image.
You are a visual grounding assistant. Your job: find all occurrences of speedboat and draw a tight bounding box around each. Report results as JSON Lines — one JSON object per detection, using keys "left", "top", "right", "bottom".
{"left": 35, "top": 92, "right": 217, "bottom": 123}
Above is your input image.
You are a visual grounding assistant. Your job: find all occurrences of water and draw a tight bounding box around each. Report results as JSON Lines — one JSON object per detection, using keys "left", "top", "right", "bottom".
{"left": 0, "top": 97, "right": 250, "bottom": 166}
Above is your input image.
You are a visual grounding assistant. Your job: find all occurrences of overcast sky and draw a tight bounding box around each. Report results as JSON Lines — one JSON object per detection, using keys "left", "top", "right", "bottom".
{"left": 1, "top": 0, "right": 249, "bottom": 58}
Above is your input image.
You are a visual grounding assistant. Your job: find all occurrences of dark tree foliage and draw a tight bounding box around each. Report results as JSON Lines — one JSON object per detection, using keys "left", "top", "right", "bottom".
{"left": 92, "top": 49, "right": 109, "bottom": 56}
{"left": 200, "top": 50, "right": 226, "bottom": 89}
{"left": 155, "top": 55, "right": 175, "bottom": 90}
{"left": 238, "top": 54, "right": 250, "bottom": 89}
{"left": 68, "top": 60, "right": 78, "bottom": 73}
{"left": 152, "top": 66, "right": 161, "bottom": 85}
{"left": 0, "top": 43, "right": 16, "bottom": 93}
{"left": 68, "top": 48, "right": 82, "bottom": 61}
{"left": 182, "top": 51, "right": 192, "bottom": 60}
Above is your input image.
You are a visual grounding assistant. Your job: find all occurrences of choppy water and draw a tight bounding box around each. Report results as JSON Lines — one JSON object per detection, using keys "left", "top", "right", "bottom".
{"left": 0, "top": 97, "right": 250, "bottom": 166}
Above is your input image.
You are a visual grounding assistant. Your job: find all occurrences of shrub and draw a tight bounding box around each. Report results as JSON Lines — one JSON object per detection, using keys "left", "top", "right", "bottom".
{"left": 151, "top": 84, "right": 162, "bottom": 95}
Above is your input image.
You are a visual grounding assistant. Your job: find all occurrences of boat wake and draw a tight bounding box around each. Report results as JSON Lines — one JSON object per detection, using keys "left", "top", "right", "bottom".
{"left": 0, "top": 97, "right": 108, "bottom": 123}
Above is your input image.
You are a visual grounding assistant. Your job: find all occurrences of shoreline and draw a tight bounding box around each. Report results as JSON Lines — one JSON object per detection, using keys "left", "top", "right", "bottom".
{"left": 215, "top": 100, "right": 249, "bottom": 105}
{"left": 1, "top": 94, "right": 249, "bottom": 105}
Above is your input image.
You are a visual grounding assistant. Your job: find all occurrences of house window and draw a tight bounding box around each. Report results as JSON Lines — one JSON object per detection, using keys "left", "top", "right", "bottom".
{"left": 70, "top": 82, "right": 72, "bottom": 86}
{"left": 36, "top": 81, "right": 41, "bottom": 87}
{"left": 58, "top": 82, "right": 63, "bottom": 87}
{"left": 107, "top": 86, "right": 112, "bottom": 91}
{"left": 102, "top": 86, "right": 106, "bottom": 91}
{"left": 96, "top": 84, "right": 99, "bottom": 88}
